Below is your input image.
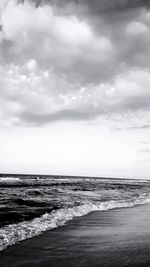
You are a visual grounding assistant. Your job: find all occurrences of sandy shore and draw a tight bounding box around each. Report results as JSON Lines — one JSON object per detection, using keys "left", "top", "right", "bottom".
{"left": 1, "top": 203, "right": 150, "bottom": 267}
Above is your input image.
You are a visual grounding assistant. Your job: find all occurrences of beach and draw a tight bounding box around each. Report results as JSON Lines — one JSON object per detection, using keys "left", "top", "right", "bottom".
{"left": 0, "top": 203, "right": 150, "bottom": 267}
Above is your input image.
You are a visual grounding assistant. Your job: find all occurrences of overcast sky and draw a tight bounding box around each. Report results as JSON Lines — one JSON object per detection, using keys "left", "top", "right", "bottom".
{"left": 1, "top": 0, "right": 150, "bottom": 178}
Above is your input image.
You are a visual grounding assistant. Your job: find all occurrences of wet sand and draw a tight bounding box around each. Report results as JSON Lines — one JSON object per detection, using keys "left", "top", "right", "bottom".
{"left": 1, "top": 204, "right": 150, "bottom": 267}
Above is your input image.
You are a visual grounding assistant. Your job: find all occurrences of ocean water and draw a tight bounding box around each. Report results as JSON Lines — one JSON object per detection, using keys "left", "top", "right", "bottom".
{"left": 0, "top": 175, "right": 150, "bottom": 251}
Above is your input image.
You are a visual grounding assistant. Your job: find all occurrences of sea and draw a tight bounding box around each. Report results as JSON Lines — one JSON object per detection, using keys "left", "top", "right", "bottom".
{"left": 0, "top": 175, "right": 150, "bottom": 252}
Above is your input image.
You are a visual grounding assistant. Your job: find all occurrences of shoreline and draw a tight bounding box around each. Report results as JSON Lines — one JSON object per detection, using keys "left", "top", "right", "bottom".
{"left": 1, "top": 203, "right": 150, "bottom": 266}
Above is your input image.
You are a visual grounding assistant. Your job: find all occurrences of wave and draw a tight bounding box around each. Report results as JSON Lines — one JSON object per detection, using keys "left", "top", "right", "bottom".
{"left": 1, "top": 195, "right": 150, "bottom": 252}
{"left": 13, "top": 198, "right": 53, "bottom": 207}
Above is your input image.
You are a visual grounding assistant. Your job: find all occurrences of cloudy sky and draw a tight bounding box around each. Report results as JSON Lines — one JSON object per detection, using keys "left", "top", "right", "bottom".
{"left": 0, "top": 0, "right": 150, "bottom": 178}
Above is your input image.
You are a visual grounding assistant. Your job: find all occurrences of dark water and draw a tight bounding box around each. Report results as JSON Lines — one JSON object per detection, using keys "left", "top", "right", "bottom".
{"left": 0, "top": 176, "right": 150, "bottom": 251}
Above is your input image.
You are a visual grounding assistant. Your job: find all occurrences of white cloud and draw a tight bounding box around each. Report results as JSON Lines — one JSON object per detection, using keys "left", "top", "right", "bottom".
{"left": 0, "top": 0, "right": 150, "bottom": 127}
{"left": 1, "top": 61, "right": 150, "bottom": 127}
{"left": 26, "top": 59, "right": 37, "bottom": 72}
{"left": 0, "top": 0, "right": 113, "bottom": 76}
{"left": 126, "top": 21, "right": 148, "bottom": 35}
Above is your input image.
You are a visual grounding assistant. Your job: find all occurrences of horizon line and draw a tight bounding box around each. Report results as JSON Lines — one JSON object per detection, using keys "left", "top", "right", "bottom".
{"left": 0, "top": 172, "right": 149, "bottom": 181}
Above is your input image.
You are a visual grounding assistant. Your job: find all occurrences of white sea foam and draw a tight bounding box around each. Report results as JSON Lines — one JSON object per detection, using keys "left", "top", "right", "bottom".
{"left": 1, "top": 196, "right": 150, "bottom": 252}
{"left": 0, "top": 177, "right": 21, "bottom": 182}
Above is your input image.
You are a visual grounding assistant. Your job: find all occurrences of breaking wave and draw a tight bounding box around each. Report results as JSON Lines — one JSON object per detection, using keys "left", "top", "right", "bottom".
{"left": 1, "top": 196, "right": 150, "bottom": 252}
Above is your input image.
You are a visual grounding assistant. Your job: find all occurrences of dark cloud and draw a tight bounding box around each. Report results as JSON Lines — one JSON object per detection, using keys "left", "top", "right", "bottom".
{"left": 19, "top": 0, "right": 150, "bottom": 13}
{"left": 121, "top": 96, "right": 150, "bottom": 112}
{"left": 76, "top": 0, "right": 150, "bottom": 14}
{"left": 19, "top": 109, "right": 94, "bottom": 125}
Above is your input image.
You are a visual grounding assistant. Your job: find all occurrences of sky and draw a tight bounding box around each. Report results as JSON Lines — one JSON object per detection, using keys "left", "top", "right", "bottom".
{"left": 0, "top": 0, "right": 150, "bottom": 178}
